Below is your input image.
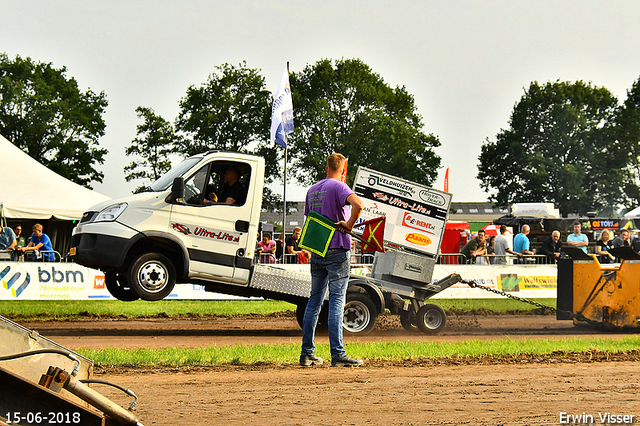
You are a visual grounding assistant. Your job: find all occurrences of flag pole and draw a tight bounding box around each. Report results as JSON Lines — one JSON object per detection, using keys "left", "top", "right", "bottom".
{"left": 282, "top": 138, "right": 287, "bottom": 245}
{"left": 282, "top": 61, "right": 290, "bottom": 247}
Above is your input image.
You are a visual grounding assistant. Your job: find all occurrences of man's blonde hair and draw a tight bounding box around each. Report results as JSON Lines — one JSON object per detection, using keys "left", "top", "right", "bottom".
{"left": 32, "top": 223, "right": 43, "bottom": 232}
{"left": 327, "top": 153, "right": 346, "bottom": 173}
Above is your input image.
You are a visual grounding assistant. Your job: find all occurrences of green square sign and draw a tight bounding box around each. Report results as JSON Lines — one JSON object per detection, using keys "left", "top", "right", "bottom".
{"left": 299, "top": 211, "right": 336, "bottom": 257}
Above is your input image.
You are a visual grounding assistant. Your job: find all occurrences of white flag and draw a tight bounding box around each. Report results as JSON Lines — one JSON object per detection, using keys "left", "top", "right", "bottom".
{"left": 270, "top": 67, "right": 294, "bottom": 148}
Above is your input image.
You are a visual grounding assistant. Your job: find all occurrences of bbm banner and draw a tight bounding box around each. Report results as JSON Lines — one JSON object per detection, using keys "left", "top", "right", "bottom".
{"left": 353, "top": 167, "right": 452, "bottom": 256}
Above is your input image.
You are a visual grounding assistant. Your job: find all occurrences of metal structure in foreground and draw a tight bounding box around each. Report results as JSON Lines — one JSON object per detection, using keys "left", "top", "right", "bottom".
{"left": 0, "top": 315, "right": 143, "bottom": 426}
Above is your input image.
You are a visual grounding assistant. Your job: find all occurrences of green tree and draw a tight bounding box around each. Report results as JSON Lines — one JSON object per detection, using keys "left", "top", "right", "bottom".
{"left": 175, "top": 61, "right": 280, "bottom": 208}
{"left": 478, "top": 80, "right": 633, "bottom": 216}
{"left": 288, "top": 58, "right": 441, "bottom": 187}
{"left": 616, "top": 77, "right": 640, "bottom": 208}
{"left": 0, "top": 53, "right": 108, "bottom": 187}
{"left": 124, "top": 106, "right": 180, "bottom": 192}
{"left": 175, "top": 61, "right": 271, "bottom": 155}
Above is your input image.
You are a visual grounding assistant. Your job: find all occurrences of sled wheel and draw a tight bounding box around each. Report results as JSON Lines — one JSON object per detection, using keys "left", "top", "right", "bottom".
{"left": 416, "top": 304, "right": 446, "bottom": 334}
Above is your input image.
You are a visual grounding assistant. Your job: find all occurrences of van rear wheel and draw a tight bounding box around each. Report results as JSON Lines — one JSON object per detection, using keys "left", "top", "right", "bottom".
{"left": 127, "top": 253, "right": 176, "bottom": 301}
{"left": 343, "top": 293, "right": 378, "bottom": 335}
{"left": 105, "top": 272, "right": 139, "bottom": 301}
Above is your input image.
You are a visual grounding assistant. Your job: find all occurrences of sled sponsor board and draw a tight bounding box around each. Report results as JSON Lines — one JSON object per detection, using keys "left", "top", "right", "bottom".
{"left": 353, "top": 167, "right": 452, "bottom": 256}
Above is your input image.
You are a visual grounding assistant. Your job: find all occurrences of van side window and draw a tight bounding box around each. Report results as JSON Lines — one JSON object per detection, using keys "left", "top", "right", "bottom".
{"left": 185, "top": 161, "right": 250, "bottom": 206}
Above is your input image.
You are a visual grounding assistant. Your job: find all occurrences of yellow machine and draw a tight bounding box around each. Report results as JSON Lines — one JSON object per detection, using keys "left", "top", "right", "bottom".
{"left": 557, "top": 247, "right": 640, "bottom": 328}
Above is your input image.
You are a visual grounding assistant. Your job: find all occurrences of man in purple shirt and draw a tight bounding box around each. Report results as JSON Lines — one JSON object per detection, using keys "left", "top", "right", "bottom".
{"left": 300, "top": 153, "right": 364, "bottom": 367}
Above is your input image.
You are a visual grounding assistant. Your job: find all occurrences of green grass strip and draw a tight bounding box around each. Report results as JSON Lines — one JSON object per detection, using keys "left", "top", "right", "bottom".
{"left": 0, "top": 298, "right": 556, "bottom": 321}
{"left": 76, "top": 335, "right": 640, "bottom": 367}
{"left": 0, "top": 300, "right": 296, "bottom": 320}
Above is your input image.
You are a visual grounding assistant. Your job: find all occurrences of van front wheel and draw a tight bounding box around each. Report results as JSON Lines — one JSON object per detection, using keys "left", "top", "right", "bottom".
{"left": 128, "top": 253, "right": 176, "bottom": 301}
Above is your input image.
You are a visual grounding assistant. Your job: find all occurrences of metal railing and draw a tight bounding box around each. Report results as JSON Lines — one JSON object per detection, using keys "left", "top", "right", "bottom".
{"left": 254, "top": 252, "right": 376, "bottom": 265}
{"left": 437, "top": 253, "right": 559, "bottom": 265}
{"left": 253, "top": 251, "right": 561, "bottom": 266}
{"left": 1, "top": 250, "right": 63, "bottom": 262}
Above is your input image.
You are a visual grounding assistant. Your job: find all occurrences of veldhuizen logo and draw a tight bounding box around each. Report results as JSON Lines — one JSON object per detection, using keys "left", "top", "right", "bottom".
{"left": 366, "top": 174, "right": 414, "bottom": 197}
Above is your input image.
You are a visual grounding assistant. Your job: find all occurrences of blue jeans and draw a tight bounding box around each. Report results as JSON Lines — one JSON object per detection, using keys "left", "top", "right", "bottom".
{"left": 301, "top": 249, "right": 350, "bottom": 359}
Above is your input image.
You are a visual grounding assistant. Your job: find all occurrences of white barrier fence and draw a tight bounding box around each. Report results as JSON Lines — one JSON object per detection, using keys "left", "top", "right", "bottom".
{"left": 0, "top": 261, "right": 558, "bottom": 300}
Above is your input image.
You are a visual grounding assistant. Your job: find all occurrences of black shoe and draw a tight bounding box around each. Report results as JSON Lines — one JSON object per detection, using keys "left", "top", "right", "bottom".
{"left": 331, "top": 356, "right": 363, "bottom": 367}
{"left": 300, "top": 354, "right": 323, "bottom": 366}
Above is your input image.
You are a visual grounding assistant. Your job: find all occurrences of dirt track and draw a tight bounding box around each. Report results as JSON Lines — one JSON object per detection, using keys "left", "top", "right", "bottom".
{"left": 20, "top": 311, "right": 632, "bottom": 350}
{"left": 19, "top": 314, "right": 640, "bottom": 425}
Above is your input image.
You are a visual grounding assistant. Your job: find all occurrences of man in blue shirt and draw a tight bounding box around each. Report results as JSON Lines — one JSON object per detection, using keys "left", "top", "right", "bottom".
{"left": 566, "top": 222, "right": 589, "bottom": 254}
{"left": 513, "top": 224, "right": 534, "bottom": 263}
{"left": 17, "top": 223, "right": 54, "bottom": 261}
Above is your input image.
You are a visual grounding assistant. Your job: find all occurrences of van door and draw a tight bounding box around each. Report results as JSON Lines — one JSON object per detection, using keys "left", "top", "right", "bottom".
{"left": 169, "top": 159, "right": 257, "bottom": 285}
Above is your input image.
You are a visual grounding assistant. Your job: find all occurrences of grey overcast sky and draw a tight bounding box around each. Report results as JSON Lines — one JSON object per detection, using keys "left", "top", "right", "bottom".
{"left": 3, "top": 1, "right": 640, "bottom": 204}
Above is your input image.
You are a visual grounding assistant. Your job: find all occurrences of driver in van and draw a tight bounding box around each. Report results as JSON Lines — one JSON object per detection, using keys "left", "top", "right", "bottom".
{"left": 217, "top": 166, "right": 245, "bottom": 205}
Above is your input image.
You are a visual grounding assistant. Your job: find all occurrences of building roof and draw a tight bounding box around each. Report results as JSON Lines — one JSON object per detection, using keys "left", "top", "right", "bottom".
{"left": 449, "top": 202, "right": 508, "bottom": 223}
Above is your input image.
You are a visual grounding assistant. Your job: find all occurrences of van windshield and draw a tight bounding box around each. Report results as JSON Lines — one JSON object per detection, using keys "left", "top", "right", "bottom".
{"left": 148, "top": 157, "right": 202, "bottom": 192}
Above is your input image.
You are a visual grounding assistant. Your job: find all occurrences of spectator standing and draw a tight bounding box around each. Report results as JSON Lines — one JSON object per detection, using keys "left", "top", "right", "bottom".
{"left": 596, "top": 231, "right": 615, "bottom": 264}
{"left": 0, "top": 226, "right": 17, "bottom": 252}
{"left": 300, "top": 152, "right": 364, "bottom": 368}
{"left": 566, "top": 222, "right": 589, "bottom": 254}
{"left": 285, "top": 226, "right": 310, "bottom": 264}
{"left": 256, "top": 233, "right": 276, "bottom": 263}
{"left": 630, "top": 231, "right": 640, "bottom": 255}
{"left": 484, "top": 236, "right": 496, "bottom": 264}
{"left": 12, "top": 225, "right": 26, "bottom": 261}
{"left": 513, "top": 224, "right": 534, "bottom": 263}
{"left": 275, "top": 233, "right": 284, "bottom": 262}
{"left": 539, "top": 230, "right": 563, "bottom": 264}
{"left": 612, "top": 229, "right": 630, "bottom": 248}
{"left": 13, "top": 225, "right": 26, "bottom": 248}
{"left": 460, "top": 230, "right": 487, "bottom": 264}
{"left": 17, "top": 223, "right": 54, "bottom": 261}
{"left": 493, "top": 225, "right": 510, "bottom": 264}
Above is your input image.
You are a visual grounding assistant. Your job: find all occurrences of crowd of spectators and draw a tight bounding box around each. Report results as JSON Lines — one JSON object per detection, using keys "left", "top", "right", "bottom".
{"left": 452, "top": 221, "right": 640, "bottom": 265}
{"left": 0, "top": 223, "right": 55, "bottom": 261}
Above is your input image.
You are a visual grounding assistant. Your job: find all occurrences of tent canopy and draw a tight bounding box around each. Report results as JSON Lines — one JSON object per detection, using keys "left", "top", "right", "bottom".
{"left": 0, "top": 134, "right": 110, "bottom": 220}
{"left": 624, "top": 206, "right": 640, "bottom": 218}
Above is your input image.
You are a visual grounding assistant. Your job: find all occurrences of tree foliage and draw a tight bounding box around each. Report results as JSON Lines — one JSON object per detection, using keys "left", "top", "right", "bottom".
{"left": 0, "top": 53, "right": 108, "bottom": 187}
{"left": 175, "top": 61, "right": 271, "bottom": 156}
{"left": 174, "top": 61, "right": 281, "bottom": 208}
{"left": 124, "top": 106, "right": 180, "bottom": 192}
{"left": 288, "top": 58, "right": 441, "bottom": 187}
{"left": 616, "top": 77, "right": 640, "bottom": 207}
{"left": 478, "top": 80, "right": 634, "bottom": 216}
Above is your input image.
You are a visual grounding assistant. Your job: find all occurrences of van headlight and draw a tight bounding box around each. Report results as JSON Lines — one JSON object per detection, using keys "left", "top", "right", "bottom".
{"left": 94, "top": 203, "right": 128, "bottom": 222}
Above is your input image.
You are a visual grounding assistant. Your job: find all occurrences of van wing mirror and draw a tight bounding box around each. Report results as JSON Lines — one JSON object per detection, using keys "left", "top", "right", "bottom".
{"left": 167, "top": 177, "right": 185, "bottom": 204}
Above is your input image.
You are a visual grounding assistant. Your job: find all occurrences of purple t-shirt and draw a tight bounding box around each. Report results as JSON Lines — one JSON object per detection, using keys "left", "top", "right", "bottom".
{"left": 305, "top": 178, "right": 353, "bottom": 250}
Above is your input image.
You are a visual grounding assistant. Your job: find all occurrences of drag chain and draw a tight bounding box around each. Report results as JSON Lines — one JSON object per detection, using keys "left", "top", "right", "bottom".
{"left": 460, "top": 278, "right": 557, "bottom": 311}
{"left": 459, "top": 277, "right": 600, "bottom": 325}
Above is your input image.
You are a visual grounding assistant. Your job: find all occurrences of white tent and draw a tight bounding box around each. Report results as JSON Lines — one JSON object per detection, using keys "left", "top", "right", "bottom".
{"left": 624, "top": 206, "right": 640, "bottom": 218}
{"left": 0, "top": 134, "right": 110, "bottom": 220}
